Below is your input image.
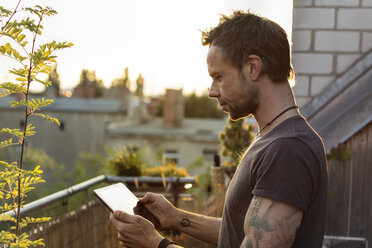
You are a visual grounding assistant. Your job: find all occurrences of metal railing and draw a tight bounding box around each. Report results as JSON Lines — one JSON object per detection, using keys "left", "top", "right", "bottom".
{"left": 4, "top": 175, "right": 195, "bottom": 218}
{"left": 323, "top": 235, "right": 368, "bottom": 248}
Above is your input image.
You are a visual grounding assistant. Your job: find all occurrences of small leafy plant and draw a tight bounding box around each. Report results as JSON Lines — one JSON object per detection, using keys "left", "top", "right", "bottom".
{"left": 219, "top": 118, "right": 255, "bottom": 177}
{"left": 108, "top": 146, "right": 144, "bottom": 177}
{"left": 0, "top": 2, "right": 72, "bottom": 247}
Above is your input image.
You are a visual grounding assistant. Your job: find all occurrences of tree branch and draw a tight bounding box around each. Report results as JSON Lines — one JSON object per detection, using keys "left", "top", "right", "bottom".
{"left": 15, "top": 9, "right": 45, "bottom": 239}
{"left": 1, "top": 0, "right": 22, "bottom": 32}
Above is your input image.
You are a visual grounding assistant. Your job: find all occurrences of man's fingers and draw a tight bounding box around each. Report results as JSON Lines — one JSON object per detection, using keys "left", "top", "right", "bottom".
{"left": 113, "top": 210, "right": 136, "bottom": 223}
{"left": 139, "top": 192, "right": 158, "bottom": 203}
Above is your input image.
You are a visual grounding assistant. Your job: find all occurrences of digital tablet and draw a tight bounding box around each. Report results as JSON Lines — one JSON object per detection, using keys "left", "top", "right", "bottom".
{"left": 93, "top": 183, "right": 138, "bottom": 214}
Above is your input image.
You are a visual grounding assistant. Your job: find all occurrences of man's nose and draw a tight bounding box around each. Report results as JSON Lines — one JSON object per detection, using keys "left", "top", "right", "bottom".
{"left": 208, "top": 81, "right": 220, "bottom": 98}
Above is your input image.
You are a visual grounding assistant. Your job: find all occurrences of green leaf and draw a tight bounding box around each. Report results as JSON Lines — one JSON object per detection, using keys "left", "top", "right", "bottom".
{"left": 17, "top": 34, "right": 26, "bottom": 43}
{"left": 30, "top": 97, "right": 53, "bottom": 109}
{"left": 10, "top": 99, "right": 29, "bottom": 109}
{"left": 0, "top": 161, "right": 17, "bottom": 168}
{"left": 34, "top": 165, "right": 42, "bottom": 174}
{"left": 11, "top": 49, "right": 27, "bottom": 62}
{"left": 9, "top": 67, "right": 28, "bottom": 77}
{"left": 0, "top": 213, "right": 16, "bottom": 223}
{"left": 4, "top": 43, "right": 11, "bottom": 55}
{"left": 20, "top": 40, "right": 28, "bottom": 47}
{"left": 25, "top": 123, "right": 36, "bottom": 137}
{"left": 0, "top": 138, "right": 19, "bottom": 148}
{"left": 40, "top": 64, "right": 52, "bottom": 74}
{"left": 0, "top": 92, "right": 10, "bottom": 97}
{"left": 35, "top": 78, "right": 52, "bottom": 86}
{"left": 23, "top": 216, "right": 51, "bottom": 224}
{"left": 32, "top": 113, "right": 60, "bottom": 126}
{"left": 0, "top": 6, "right": 12, "bottom": 16}
{"left": 0, "top": 82, "right": 27, "bottom": 94}
{"left": 0, "top": 128, "right": 23, "bottom": 140}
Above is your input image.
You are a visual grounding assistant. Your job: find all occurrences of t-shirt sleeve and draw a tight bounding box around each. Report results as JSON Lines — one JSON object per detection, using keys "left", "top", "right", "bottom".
{"left": 252, "top": 138, "right": 317, "bottom": 212}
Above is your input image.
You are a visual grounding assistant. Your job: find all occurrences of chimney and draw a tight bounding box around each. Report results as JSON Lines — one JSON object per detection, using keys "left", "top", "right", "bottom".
{"left": 45, "top": 85, "right": 57, "bottom": 98}
{"left": 163, "top": 89, "right": 184, "bottom": 127}
{"left": 73, "top": 85, "right": 95, "bottom": 99}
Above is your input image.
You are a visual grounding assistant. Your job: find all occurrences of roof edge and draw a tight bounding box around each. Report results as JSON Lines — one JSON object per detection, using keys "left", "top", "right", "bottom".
{"left": 302, "top": 50, "right": 372, "bottom": 119}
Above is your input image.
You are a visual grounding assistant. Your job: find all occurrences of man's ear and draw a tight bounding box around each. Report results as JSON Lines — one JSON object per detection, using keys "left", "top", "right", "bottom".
{"left": 243, "top": 55, "right": 262, "bottom": 81}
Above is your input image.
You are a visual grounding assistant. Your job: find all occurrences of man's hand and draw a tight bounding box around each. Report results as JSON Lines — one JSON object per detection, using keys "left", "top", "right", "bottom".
{"left": 109, "top": 210, "right": 163, "bottom": 248}
{"left": 140, "top": 192, "right": 221, "bottom": 246}
{"left": 139, "top": 192, "right": 179, "bottom": 231}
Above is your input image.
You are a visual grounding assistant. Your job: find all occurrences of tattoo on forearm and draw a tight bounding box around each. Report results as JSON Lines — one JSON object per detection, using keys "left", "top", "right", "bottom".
{"left": 180, "top": 218, "right": 190, "bottom": 227}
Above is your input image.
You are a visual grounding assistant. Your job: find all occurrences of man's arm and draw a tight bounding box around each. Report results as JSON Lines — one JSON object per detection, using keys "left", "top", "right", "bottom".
{"left": 240, "top": 196, "right": 303, "bottom": 248}
{"left": 140, "top": 193, "right": 221, "bottom": 246}
{"left": 172, "top": 209, "right": 221, "bottom": 245}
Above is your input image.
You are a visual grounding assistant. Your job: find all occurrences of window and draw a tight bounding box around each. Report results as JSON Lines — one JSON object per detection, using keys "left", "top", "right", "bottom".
{"left": 60, "top": 121, "right": 65, "bottom": 131}
{"left": 165, "top": 150, "right": 179, "bottom": 164}
{"left": 203, "top": 149, "right": 217, "bottom": 161}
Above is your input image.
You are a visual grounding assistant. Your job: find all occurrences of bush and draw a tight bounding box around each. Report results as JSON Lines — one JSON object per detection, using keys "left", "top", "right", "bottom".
{"left": 107, "top": 147, "right": 143, "bottom": 176}
{"left": 144, "top": 162, "right": 189, "bottom": 177}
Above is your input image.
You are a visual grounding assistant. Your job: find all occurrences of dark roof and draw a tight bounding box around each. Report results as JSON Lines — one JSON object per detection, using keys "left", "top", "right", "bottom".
{"left": 106, "top": 116, "right": 256, "bottom": 142}
{"left": 0, "top": 96, "right": 127, "bottom": 113}
{"left": 302, "top": 51, "right": 372, "bottom": 153}
{"left": 106, "top": 117, "right": 227, "bottom": 142}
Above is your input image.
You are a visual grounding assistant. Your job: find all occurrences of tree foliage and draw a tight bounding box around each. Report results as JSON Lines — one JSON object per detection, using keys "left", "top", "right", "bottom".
{"left": 156, "top": 91, "right": 225, "bottom": 119}
{"left": 135, "top": 73, "right": 144, "bottom": 97}
{"left": 184, "top": 92, "right": 224, "bottom": 119}
{"left": 0, "top": 2, "right": 72, "bottom": 246}
{"left": 46, "top": 65, "right": 61, "bottom": 96}
{"left": 77, "top": 69, "right": 104, "bottom": 97}
{"left": 111, "top": 67, "right": 130, "bottom": 89}
{"left": 0, "top": 146, "right": 67, "bottom": 201}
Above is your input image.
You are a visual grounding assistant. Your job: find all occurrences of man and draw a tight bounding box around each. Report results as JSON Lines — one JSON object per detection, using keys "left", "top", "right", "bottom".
{"left": 110, "top": 10, "right": 328, "bottom": 248}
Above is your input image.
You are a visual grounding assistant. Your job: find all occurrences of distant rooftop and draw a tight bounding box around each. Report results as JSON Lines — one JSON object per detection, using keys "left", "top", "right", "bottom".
{"left": 107, "top": 117, "right": 256, "bottom": 142}
{"left": 0, "top": 96, "right": 127, "bottom": 113}
{"left": 108, "top": 117, "right": 223, "bottom": 142}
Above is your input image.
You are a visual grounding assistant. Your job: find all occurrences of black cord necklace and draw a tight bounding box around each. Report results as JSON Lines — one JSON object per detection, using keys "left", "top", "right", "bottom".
{"left": 257, "top": 105, "right": 298, "bottom": 136}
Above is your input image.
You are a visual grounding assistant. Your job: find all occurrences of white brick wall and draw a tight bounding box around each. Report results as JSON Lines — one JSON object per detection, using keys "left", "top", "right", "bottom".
{"left": 294, "top": 0, "right": 313, "bottom": 7}
{"left": 311, "top": 76, "right": 335, "bottom": 95}
{"left": 362, "top": 32, "right": 372, "bottom": 52}
{"left": 315, "top": 0, "right": 359, "bottom": 6}
{"left": 315, "top": 31, "right": 360, "bottom": 52}
{"left": 363, "top": 0, "right": 372, "bottom": 6}
{"left": 293, "top": 8, "right": 335, "bottom": 29}
{"left": 293, "top": 53, "right": 333, "bottom": 74}
{"left": 293, "top": 76, "right": 310, "bottom": 96}
{"left": 292, "top": 31, "right": 312, "bottom": 51}
{"left": 292, "top": 0, "right": 372, "bottom": 105}
{"left": 338, "top": 9, "right": 372, "bottom": 29}
{"left": 337, "top": 54, "right": 360, "bottom": 73}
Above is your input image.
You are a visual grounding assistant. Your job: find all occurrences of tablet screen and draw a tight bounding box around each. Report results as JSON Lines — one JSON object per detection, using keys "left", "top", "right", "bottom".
{"left": 93, "top": 183, "right": 138, "bottom": 214}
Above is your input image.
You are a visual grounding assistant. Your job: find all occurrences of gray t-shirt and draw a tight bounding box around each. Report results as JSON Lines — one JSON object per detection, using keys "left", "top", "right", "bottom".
{"left": 217, "top": 115, "right": 328, "bottom": 248}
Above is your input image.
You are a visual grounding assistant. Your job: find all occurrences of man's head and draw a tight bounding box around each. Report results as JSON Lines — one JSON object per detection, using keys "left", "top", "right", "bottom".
{"left": 202, "top": 10, "right": 293, "bottom": 83}
{"left": 207, "top": 45, "right": 260, "bottom": 120}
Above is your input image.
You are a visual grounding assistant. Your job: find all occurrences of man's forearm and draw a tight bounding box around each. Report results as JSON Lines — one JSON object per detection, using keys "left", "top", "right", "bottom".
{"left": 172, "top": 209, "right": 221, "bottom": 246}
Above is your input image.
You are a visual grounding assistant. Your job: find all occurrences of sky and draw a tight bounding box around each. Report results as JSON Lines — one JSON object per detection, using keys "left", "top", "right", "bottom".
{"left": 0, "top": 0, "right": 293, "bottom": 96}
